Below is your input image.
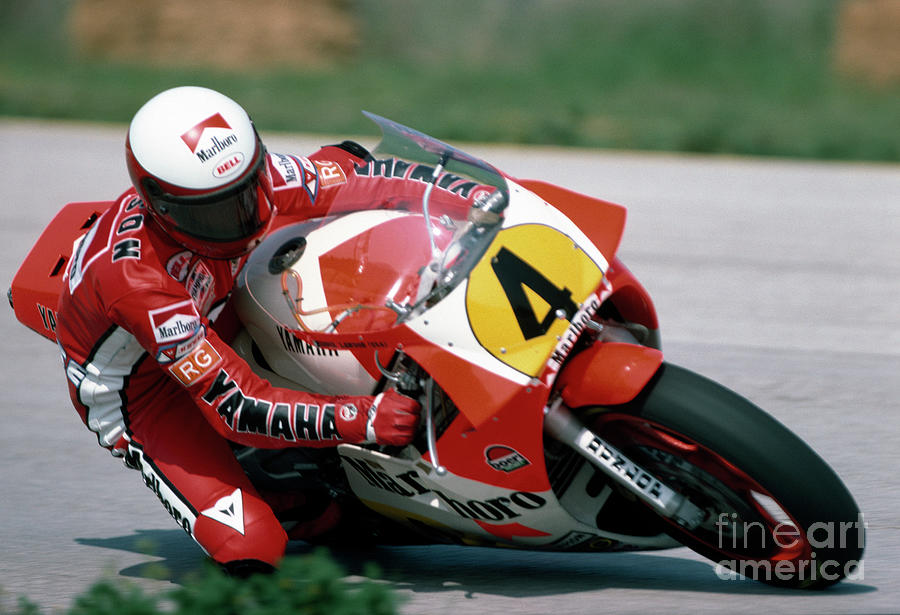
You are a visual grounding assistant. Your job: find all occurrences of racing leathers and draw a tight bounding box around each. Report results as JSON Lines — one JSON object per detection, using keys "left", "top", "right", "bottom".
{"left": 55, "top": 142, "right": 488, "bottom": 568}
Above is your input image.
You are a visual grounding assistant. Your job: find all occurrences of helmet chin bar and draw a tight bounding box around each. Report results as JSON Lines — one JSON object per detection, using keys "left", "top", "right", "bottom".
{"left": 140, "top": 146, "right": 273, "bottom": 259}
{"left": 145, "top": 193, "right": 274, "bottom": 261}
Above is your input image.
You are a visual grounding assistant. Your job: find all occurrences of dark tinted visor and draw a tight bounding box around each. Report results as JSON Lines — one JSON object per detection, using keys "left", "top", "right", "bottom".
{"left": 144, "top": 150, "right": 269, "bottom": 243}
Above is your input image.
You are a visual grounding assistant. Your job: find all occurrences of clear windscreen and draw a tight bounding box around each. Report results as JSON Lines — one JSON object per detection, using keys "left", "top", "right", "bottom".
{"left": 238, "top": 114, "right": 509, "bottom": 336}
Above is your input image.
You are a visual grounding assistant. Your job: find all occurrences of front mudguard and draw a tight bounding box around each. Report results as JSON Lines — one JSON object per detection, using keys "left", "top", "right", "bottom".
{"left": 603, "top": 258, "right": 661, "bottom": 349}
{"left": 556, "top": 342, "right": 664, "bottom": 407}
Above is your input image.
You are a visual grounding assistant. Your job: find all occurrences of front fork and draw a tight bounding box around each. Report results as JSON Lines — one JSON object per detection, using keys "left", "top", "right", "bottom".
{"left": 546, "top": 319, "right": 703, "bottom": 530}
{"left": 543, "top": 398, "right": 704, "bottom": 529}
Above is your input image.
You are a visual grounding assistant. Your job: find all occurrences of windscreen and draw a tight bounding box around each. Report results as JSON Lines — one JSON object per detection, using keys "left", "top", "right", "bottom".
{"left": 238, "top": 114, "right": 510, "bottom": 336}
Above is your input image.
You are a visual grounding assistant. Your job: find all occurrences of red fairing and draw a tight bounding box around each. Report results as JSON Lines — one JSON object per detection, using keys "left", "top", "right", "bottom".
{"left": 10, "top": 201, "right": 110, "bottom": 342}
{"left": 604, "top": 257, "right": 660, "bottom": 331}
{"left": 54, "top": 144, "right": 485, "bottom": 455}
{"left": 517, "top": 179, "right": 627, "bottom": 263}
{"left": 557, "top": 342, "right": 664, "bottom": 407}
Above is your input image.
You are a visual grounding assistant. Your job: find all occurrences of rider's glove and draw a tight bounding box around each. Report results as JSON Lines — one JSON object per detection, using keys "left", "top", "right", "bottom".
{"left": 336, "top": 390, "right": 421, "bottom": 446}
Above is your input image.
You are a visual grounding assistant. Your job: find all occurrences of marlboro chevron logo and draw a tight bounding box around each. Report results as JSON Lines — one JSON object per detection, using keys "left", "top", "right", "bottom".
{"left": 180, "top": 113, "right": 238, "bottom": 162}
{"left": 148, "top": 300, "right": 201, "bottom": 344}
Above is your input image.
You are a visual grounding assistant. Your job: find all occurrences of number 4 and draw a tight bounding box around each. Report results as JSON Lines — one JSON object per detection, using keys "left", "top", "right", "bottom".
{"left": 491, "top": 247, "right": 578, "bottom": 340}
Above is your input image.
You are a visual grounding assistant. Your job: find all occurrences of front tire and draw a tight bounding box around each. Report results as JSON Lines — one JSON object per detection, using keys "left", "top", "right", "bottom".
{"left": 584, "top": 362, "right": 864, "bottom": 588}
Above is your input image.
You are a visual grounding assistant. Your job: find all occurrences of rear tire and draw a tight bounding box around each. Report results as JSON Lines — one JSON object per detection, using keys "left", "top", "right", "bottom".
{"left": 585, "top": 362, "right": 864, "bottom": 588}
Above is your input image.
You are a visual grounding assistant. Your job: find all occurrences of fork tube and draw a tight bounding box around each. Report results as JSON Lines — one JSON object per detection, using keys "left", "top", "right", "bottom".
{"left": 424, "top": 377, "right": 447, "bottom": 475}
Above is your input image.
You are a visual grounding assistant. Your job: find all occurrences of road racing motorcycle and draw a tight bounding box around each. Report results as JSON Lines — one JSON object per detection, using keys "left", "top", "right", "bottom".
{"left": 9, "top": 113, "right": 864, "bottom": 588}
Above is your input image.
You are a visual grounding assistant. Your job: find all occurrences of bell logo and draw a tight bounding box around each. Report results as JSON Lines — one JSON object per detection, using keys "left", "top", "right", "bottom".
{"left": 181, "top": 113, "right": 232, "bottom": 153}
{"left": 213, "top": 152, "right": 245, "bottom": 178}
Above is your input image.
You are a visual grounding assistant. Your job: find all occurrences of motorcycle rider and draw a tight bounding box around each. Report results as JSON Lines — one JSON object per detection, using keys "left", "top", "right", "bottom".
{"left": 55, "top": 86, "right": 486, "bottom": 576}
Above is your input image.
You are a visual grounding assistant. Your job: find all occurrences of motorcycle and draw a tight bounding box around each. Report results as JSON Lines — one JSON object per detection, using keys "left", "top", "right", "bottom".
{"left": 9, "top": 113, "right": 863, "bottom": 588}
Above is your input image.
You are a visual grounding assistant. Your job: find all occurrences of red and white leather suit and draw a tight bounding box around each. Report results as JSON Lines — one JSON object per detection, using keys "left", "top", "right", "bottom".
{"left": 55, "top": 143, "right": 484, "bottom": 567}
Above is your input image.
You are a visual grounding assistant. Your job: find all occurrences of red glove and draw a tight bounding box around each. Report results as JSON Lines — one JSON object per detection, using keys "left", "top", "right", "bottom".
{"left": 335, "top": 390, "right": 421, "bottom": 446}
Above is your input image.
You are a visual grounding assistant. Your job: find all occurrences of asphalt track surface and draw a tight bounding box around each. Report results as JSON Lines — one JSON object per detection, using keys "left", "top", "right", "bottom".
{"left": 1, "top": 119, "right": 898, "bottom": 614}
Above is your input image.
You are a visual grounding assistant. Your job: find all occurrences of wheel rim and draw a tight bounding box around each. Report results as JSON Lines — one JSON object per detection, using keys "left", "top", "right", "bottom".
{"left": 592, "top": 412, "right": 813, "bottom": 565}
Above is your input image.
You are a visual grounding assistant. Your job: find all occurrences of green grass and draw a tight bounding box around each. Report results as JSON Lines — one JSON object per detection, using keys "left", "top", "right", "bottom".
{"left": 2, "top": 0, "right": 898, "bottom": 160}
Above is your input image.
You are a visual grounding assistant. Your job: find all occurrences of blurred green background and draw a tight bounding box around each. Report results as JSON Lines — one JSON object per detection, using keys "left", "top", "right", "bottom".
{"left": 1, "top": 0, "right": 898, "bottom": 161}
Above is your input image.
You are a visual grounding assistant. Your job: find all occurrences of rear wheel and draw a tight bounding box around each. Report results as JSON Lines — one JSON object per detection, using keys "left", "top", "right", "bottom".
{"left": 583, "top": 362, "right": 864, "bottom": 588}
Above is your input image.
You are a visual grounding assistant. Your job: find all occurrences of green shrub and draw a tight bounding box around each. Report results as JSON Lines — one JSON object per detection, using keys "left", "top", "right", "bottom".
{"left": 2, "top": 550, "right": 397, "bottom": 615}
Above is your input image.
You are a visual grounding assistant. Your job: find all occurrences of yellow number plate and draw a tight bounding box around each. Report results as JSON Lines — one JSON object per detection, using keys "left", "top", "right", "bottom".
{"left": 466, "top": 224, "right": 603, "bottom": 376}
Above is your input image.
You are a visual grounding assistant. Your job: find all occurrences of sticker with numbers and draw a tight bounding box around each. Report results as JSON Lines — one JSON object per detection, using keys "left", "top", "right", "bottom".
{"left": 465, "top": 224, "right": 603, "bottom": 376}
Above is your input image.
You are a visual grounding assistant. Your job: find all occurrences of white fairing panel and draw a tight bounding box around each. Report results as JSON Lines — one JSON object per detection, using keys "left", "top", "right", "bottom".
{"left": 234, "top": 212, "right": 415, "bottom": 395}
{"left": 338, "top": 445, "right": 676, "bottom": 549}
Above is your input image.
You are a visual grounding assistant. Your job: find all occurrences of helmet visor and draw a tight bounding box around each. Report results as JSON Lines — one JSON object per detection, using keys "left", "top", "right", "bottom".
{"left": 144, "top": 152, "right": 272, "bottom": 243}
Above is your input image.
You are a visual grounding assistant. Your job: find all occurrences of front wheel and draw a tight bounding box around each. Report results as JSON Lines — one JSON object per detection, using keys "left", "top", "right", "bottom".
{"left": 584, "top": 362, "right": 864, "bottom": 588}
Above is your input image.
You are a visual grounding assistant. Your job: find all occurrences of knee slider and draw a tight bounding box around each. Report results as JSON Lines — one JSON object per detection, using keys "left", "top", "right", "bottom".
{"left": 194, "top": 490, "right": 287, "bottom": 566}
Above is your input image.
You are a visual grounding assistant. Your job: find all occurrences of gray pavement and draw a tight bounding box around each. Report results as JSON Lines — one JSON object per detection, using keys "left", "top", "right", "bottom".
{"left": 1, "top": 119, "right": 898, "bottom": 613}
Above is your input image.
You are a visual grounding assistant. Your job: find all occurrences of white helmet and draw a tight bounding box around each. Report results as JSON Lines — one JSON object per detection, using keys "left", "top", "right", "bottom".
{"left": 125, "top": 86, "right": 275, "bottom": 259}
